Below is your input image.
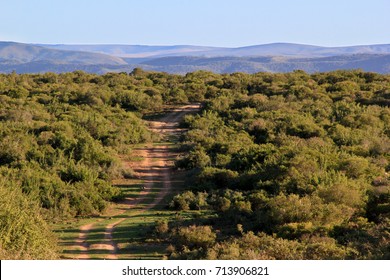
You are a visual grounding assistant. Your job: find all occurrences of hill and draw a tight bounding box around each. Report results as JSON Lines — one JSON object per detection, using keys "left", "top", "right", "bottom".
{"left": 1, "top": 41, "right": 390, "bottom": 74}
{"left": 36, "top": 44, "right": 223, "bottom": 58}
{"left": 0, "top": 42, "right": 127, "bottom": 65}
{"left": 132, "top": 54, "right": 390, "bottom": 74}
{"left": 38, "top": 42, "right": 390, "bottom": 58}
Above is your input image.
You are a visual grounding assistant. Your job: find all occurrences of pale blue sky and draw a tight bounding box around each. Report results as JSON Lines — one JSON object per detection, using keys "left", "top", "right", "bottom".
{"left": 1, "top": 0, "right": 389, "bottom": 47}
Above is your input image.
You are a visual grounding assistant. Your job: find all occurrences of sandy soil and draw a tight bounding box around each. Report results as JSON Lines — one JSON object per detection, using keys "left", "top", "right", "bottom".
{"left": 74, "top": 104, "right": 200, "bottom": 259}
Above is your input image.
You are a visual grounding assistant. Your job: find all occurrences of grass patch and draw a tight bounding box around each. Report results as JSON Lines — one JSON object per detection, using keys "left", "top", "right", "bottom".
{"left": 111, "top": 210, "right": 197, "bottom": 259}
{"left": 51, "top": 104, "right": 199, "bottom": 260}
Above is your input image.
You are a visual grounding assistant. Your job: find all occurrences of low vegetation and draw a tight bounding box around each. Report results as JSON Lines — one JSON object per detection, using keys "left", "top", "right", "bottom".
{"left": 167, "top": 70, "right": 390, "bottom": 259}
{"left": 0, "top": 69, "right": 389, "bottom": 259}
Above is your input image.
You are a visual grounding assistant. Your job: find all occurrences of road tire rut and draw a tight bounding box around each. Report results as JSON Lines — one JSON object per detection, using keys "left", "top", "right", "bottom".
{"left": 74, "top": 104, "right": 200, "bottom": 259}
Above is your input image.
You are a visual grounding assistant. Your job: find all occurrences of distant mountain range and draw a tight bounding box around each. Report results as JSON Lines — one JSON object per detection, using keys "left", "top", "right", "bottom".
{"left": 1, "top": 41, "right": 390, "bottom": 74}
{"left": 36, "top": 42, "right": 390, "bottom": 58}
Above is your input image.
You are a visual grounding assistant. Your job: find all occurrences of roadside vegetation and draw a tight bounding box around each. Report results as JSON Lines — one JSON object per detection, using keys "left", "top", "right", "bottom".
{"left": 166, "top": 70, "right": 390, "bottom": 259}
{"left": 0, "top": 69, "right": 389, "bottom": 259}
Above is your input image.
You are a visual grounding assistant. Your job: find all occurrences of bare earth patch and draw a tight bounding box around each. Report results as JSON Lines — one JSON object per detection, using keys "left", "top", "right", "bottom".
{"left": 73, "top": 104, "right": 200, "bottom": 259}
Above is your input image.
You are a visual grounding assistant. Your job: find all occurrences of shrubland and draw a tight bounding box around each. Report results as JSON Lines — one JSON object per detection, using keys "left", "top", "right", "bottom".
{"left": 167, "top": 70, "right": 390, "bottom": 259}
{"left": 0, "top": 69, "right": 389, "bottom": 259}
{"left": 0, "top": 69, "right": 179, "bottom": 258}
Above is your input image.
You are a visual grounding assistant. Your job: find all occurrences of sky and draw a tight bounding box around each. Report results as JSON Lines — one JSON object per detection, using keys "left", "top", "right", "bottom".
{"left": 1, "top": 0, "right": 389, "bottom": 47}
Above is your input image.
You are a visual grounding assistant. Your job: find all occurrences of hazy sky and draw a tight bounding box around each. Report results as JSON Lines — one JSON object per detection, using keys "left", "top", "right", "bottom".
{"left": 1, "top": 0, "right": 389, "bottom": 47}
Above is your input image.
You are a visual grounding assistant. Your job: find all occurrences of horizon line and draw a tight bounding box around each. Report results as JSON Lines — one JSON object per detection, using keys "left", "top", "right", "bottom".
{"left": 2, "top": 40, "right": 390, "bottom": 49}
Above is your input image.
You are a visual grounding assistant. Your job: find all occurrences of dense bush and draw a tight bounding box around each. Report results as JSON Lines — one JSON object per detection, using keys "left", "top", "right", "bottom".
{"left": 0, "top": 71, "right": 193, "bottom": 259}
{"left": 0, "top": 179, "right": 58, "bottom": 259}
{"left": 168, "top": 69, "right": 390, "bottom": 259}
{"left": 1, "top": 70, "right": 389, "bottom": 260}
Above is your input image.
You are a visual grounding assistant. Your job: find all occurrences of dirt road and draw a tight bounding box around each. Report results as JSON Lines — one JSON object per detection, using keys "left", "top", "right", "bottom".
{"left": 72, "top": 104, "right": 200, "bottom": 259}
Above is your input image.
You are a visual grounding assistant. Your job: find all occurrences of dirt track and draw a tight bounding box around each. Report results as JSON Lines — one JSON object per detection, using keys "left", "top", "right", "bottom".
{"left": 73, "top": 104, "right": 200, "bottom": 259}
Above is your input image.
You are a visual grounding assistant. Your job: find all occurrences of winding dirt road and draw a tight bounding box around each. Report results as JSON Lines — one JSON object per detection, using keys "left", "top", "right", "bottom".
{"left": 72, "top": 104, "right": 200, "bottom": 259}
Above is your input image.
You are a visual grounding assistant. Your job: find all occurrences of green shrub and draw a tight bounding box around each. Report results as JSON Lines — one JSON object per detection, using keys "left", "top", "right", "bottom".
{"left": 175, "top": 225, "right": 216, "bottom": 249}
{"left": 0, "top": 181, "right": 58, "bottom": 259}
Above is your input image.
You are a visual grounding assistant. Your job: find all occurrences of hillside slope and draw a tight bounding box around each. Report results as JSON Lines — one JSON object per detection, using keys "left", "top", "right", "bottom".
{"left": 129, "top": 54, "right": 390, "bottom": 74}
{"left": 0, "top": 42, "right": 127, "bottom": 65}
{"left": 38, "top": 42, "right": 390, "bottom": 58}
{"left": 1, "top": 41, "right": 390, "bottom": 74}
